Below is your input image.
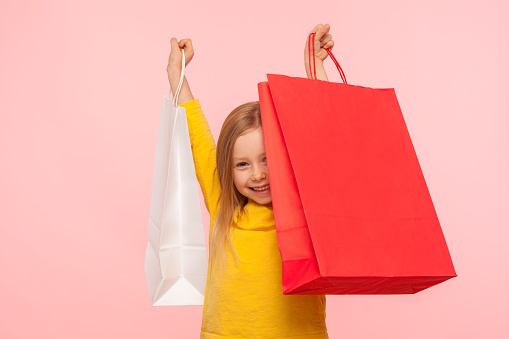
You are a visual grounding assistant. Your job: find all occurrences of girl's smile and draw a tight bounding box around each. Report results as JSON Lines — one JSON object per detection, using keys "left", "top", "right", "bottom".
{"left": 251, "top": 184, "right": 270, "bottom": 192}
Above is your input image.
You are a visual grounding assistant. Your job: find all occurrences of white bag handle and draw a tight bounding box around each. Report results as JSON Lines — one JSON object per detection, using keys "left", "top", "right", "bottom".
{"left": 171, "top": 49, "right": 186, "bottom": 108}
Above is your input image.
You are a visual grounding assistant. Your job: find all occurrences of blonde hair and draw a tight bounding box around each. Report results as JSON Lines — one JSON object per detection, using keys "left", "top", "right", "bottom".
{"left": 210, "top": 101, "right": 262, "bottom": 271}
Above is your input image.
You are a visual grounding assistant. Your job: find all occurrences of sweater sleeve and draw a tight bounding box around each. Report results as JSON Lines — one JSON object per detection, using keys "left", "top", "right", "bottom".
{"left": 179, "top": 99, "right": 220, "bottom": 227}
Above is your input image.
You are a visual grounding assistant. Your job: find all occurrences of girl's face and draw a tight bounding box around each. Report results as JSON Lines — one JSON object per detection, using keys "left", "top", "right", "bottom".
{"left": 232, "top": 127, "right": 272, "bottom": 205}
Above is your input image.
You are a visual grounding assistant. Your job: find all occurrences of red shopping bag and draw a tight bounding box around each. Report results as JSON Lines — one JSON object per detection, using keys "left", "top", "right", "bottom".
{"left": 257, "top": 35, "right": 456, "bottom": 295}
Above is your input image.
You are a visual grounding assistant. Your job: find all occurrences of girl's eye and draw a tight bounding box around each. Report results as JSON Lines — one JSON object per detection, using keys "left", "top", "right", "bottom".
{"left": 236, "top": 162, "right": 248, "bottom": 167}
{"left": 262, "top": 157, "right": 267, "bottom": 163}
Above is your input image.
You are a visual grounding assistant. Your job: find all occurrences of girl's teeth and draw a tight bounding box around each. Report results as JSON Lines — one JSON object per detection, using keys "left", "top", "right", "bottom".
{"left": 253, "top": 185, "right": 270, "bottom": 191}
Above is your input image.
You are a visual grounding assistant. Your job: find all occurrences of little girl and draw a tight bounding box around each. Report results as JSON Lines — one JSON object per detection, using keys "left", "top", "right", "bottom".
{"left": 167, "top": 24, "right": 335, "bottom": 339}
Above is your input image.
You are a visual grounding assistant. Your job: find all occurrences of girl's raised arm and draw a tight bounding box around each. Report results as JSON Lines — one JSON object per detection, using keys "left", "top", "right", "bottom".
{"left": 304, "top": 24, "right": 334, "bottom": 81}
{"left": 165, "top": 38, "right": 220, "bottom": 223}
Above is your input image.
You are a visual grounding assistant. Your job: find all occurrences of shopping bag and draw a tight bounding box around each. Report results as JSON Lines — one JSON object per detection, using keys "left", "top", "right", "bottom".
{"left": 144, "top": 50, "right": 208, "bottom": 305}
{"left": 257, "top": 34, "right": 456, "bottom": 295}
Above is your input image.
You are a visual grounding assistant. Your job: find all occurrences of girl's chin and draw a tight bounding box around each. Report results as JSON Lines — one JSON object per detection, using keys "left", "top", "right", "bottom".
{"left": 258, "top": 199, "right": 272, "bottom": 205}
{"left": 251, "top": 195, "right": 272, "bottom": 205}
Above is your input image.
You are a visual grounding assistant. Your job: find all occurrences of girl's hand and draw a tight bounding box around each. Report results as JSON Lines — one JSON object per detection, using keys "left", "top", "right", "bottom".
{"left": 167, "top": 38, "right": 194, "bottom": 76}
{"left": 167, "top": 37, "right": 195, "bottom": 104}
{"left": 304, "top": 24, "right": 333, "bottom": 81}
{"left": 305, "top": 24, "right": 334, "bottom": 62}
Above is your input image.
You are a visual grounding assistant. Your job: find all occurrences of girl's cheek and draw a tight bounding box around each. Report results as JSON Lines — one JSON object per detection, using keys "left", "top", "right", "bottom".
{"left": 233, "top": 170, "right": 249, "bottom": 186}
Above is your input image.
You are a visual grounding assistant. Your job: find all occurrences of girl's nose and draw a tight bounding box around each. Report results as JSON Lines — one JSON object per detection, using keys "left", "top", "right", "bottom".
{"left": 251, "top": 167, "right": 267, "bottom": 181}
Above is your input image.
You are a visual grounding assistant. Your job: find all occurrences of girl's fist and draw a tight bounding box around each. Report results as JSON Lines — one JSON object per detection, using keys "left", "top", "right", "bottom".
{"left": 305, "top": 23, "right": 334, "bottom": 63}
{"left": 167, "top": 38, "right": 194, "bottom": 74}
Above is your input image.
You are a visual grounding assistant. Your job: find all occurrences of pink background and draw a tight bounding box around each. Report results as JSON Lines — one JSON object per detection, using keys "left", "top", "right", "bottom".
{"left": 1, "top": 0, "right": 508, "bottom": 338}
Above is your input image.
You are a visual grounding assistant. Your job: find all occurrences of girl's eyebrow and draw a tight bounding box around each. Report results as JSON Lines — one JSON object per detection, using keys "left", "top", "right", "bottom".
{"left": 233, "top": 152, "right": 266, "bottom": 160}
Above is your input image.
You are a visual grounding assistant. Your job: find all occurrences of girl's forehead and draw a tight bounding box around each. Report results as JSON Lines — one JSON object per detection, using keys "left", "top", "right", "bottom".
{"left": 235, "top": 126, "right": 264, "bottom": 143}
{"left": 233, "top": 127, "right": 266, "bottom": 157}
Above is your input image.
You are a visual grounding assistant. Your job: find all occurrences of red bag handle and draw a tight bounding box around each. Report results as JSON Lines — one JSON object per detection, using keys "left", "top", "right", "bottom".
{"left": 308, "top": 32, "right": 347, "bottom": 84}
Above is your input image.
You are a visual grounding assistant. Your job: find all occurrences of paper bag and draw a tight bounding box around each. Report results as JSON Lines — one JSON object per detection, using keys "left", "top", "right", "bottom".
{"left": 144, "top": 50, "right": 208, "bottom": 305}
{"left": 258, "top": 39, "right": 456, "bottom": 294}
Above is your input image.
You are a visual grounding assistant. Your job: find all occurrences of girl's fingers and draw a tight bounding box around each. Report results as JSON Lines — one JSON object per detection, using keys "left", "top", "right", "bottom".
{"left": 168, "top": 37, "right": 195, "bottom": 71}
{"left": 305, "top": 24, "right": 333, "bottom": 62}
{"left": 170, "top": 37, "right": 180, "bottom": 51}
{"left": 320, "top": 34, "right": 332, "bottom": 47}
{"left": 179, "top": 38, "right": 193, "bottom": 50}
{"left": 308, "top": 24, "right": 332, "bottom": 56}
{"left": 310, "top": 23, "right": 329, "bottom": 34}
{"left": 313, "top": 24, "right": 330, "bottom": 42}
{"left": 323, "top": 39, "right": 334, "bottom": 49}
{"left": 168, "top": 37, "right": 183, "bottom": 72}
{"left": 169, "top": 37, "right": 181, "bottom": 60}
{"left": 177, "top": 38, "right": 194, "bottom": 66}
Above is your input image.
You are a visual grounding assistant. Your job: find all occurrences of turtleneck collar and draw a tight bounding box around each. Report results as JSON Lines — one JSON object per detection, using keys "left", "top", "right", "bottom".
{"left": 233, "top": 199, "right": 275, "bottom": 231}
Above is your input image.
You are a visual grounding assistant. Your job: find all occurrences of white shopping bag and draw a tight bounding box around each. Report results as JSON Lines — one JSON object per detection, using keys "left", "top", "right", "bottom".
{"left": 144, "top": 50, "right": 207, "bottom": 306}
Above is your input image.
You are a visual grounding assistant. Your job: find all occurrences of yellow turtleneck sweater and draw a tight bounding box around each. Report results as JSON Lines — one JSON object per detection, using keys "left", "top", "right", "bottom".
{"left": 181, "top": 99, "right": 328, "bottom": 339}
